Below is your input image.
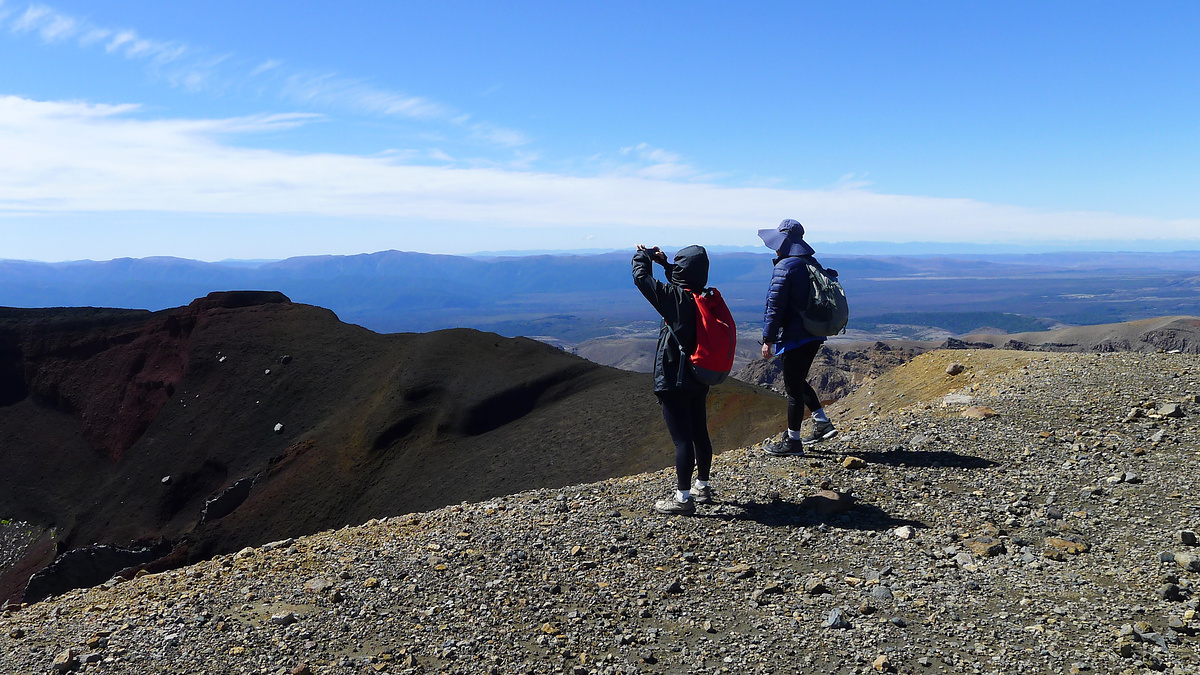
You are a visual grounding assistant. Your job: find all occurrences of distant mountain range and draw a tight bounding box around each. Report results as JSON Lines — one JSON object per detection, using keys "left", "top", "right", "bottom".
{"left": 3, "top": 249, "right": 1199, "bottom": 340}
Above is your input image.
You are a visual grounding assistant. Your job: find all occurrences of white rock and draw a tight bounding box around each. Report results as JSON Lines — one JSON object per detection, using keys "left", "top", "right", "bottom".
{"left": 942, "top": 393, "right": 973, "bottom": 407}
{"left": 894, "top": 526, "right": 914, "bottom": 540}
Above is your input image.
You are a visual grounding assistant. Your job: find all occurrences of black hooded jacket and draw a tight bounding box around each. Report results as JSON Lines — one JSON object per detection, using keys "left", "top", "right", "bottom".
{"left": 632, "top": 245, "right": 710, "bottom": 393}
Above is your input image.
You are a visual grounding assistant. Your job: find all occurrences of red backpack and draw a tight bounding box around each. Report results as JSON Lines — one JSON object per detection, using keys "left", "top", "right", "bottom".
{"left": 666, "top": 287, "right": 737, "bottom": 386}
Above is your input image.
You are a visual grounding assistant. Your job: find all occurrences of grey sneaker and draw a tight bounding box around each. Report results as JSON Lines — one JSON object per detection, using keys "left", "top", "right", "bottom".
{"left": 692, "top": 482, "right": 713, "bottom": 505}
{"left": 764, "top": 433, "right": 804, "bottom": 456}
{"left": 803, "top": 420, "right": 838, "bottom": 444}
{"left": 654, "top": 495, "right": 696, "bottom": 515}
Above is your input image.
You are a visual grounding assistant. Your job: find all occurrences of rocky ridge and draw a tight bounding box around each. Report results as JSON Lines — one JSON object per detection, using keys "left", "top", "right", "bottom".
{"left": 735, "top": 341, "right": 927, "bottom": 403}
{"left": 2, "top": 349, "right": 1199, "bottom": 674}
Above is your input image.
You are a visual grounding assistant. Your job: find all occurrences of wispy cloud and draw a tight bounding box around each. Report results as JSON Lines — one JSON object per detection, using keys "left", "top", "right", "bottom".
{"left": 469, "top": 123, "right": 529, "bottom": 148}
{"left": 248, "top": 59, "right": 283, "bottom": 77}
{"left": 0, "top": 2, "right": 528, "bottom": 149}
{"left": 3, "top": 96, "right": 1196, "bottom": 255}
{"left": 8, "top": 4, "right": 185, "bottom": 62}
{"left": 280, "top": 72, "right": 448, "bottom": 120}
{"left": 619, "top": 142, "right": 701, "bottom": 180}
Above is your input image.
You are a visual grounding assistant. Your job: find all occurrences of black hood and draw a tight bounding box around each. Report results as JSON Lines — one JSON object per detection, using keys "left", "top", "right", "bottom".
{"left": 669, "top": 245, "right": 709, "bottom": 289}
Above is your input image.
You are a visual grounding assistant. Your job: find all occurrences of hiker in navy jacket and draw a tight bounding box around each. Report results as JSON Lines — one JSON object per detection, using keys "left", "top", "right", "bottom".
{"left": 632, "top": 244, "right": 714, "bottom": 515}
{"left": 758, "top": 219, "right": 837, "bottom": 455}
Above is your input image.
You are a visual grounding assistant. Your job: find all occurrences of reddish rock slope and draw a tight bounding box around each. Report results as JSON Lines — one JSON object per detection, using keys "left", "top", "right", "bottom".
{"left": 0, "top": 292, "right": 784, "bottom": 602}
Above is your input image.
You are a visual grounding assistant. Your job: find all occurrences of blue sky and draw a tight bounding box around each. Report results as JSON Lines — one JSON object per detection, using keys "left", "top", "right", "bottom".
{"left": 1, "top": 1, "right": 1198, "bottom": 261}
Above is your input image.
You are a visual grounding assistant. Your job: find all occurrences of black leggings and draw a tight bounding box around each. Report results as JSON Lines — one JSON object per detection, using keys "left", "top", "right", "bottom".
{"left": 782, "top": 341, "right": 823, "bottom": 430}
{"left": 657, "top": 387, "right": 713, "bottom": 492}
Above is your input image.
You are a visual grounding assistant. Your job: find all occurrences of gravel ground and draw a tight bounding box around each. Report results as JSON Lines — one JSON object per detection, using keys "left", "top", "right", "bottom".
{"left": 2, "top": 350, "right": 1198, "bottom": 675}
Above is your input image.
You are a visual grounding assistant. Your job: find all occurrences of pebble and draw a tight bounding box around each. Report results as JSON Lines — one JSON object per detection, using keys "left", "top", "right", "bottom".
{"left": 822, "top": 608, "right": 851, "bottom": 629}
{"left": 1045, "top": 536, "right": 1090, "bottom": 555}
{"left": 869, "top": 585, "right": 894, "bottom": 601}
{"left": 303, "top": 576, "right": 334, "bottom": 593}
{"left": 51, "top": 648, "right": 78, "bottom": 673}
{"left": 270, "top": 611, "right": 298, "bottom": 625}
{"left": 1158, "top": 403, "right": 1184, "bottom": 417}
{"left": 804, "top": 576, "right": 829, "bottom": 595}
{"left": 965, "top": 535, "right": 1005, "bottom": 557}
{"left": 1174, "top": 552, "right": 1200, "bottom": 572}
{"left": 1157, "top": 583, "right": 1183, "bottom": 601}
{"left": 961, "top": 406, "right": 997, "bottom": 419}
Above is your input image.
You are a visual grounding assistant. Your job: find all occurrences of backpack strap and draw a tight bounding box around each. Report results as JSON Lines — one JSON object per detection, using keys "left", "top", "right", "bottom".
{"left": 662, "top": 288, "right": 698, "bottom": 388}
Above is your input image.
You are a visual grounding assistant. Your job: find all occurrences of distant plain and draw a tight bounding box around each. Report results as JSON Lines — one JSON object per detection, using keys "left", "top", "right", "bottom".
{"left": 4, "top": 249, "right": 1199, "bottom": 361}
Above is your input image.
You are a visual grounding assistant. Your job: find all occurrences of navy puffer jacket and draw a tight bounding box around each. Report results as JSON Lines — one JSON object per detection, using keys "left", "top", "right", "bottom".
{"left": 632, "top": 245, "right": 709, "bottom": 392}
{"left": 762, "top": 254, "right": 820, "bottom": 346}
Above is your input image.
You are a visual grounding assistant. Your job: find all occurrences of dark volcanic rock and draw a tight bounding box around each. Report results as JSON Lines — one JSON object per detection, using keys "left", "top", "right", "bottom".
{"left": 942, "top": 338, "right": 993, "bottom": 350}
{"left": 200, "top": 476, "right": 257, "bottom": 523}
{"left": 194, "top": 290, "right": 290, "bottom": 310}
{"left": 23, "top": 544, "right": 166, "bottom": 604}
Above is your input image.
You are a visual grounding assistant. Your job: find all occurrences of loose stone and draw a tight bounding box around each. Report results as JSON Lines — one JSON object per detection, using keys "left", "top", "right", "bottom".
{"left": 823, "top": 608, "right": 851, "bottom": 629}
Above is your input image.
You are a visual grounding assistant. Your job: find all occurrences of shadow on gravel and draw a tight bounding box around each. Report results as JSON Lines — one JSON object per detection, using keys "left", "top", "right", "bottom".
{"left": 700, "top": 499, "right": 926, "bottom": 532}
{"left": 840, "top": 449, "right": 1000, "bottom": 470}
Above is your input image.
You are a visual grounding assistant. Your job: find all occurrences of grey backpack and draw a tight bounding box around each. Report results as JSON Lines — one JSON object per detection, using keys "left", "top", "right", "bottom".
{"left": 801, "top": 260, "right": 849, "bottom": 336}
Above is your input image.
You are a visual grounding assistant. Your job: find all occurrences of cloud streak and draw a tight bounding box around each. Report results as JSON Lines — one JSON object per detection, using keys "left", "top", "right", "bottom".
{"left": 2, "top": 96, "right": 1197, "bottom": 253}
{"left": 9, "top": 3, "right": 185, "bottom": 62}
{"left": 0, "top": 2, "right": 527, "bottom": 148}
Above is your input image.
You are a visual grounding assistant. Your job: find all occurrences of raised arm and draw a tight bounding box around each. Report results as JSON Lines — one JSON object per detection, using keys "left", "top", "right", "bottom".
{"left": 632, "top": 246, "right": 672, "bottom": 318}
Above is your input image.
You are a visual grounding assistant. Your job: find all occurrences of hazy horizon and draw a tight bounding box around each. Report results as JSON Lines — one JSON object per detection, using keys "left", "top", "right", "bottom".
{"left": 4, "top": 240, "right": 1200, "bottom": 266}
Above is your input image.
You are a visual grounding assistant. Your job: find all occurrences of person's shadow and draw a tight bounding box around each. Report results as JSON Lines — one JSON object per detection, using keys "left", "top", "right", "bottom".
{"left": 699, "top": 495, "right": 926, "bottom": 532}
{"left": 691, "top": 445, "right": 1000, "bottom": 530}
{"left": 827, "top": 449, "right": 999, "bottom": 469}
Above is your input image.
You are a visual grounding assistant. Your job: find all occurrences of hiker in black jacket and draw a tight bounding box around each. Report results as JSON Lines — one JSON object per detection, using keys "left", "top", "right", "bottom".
{"left": 758, "top": 219, "right": 837, "bottom": 456}
{"left": 632, "top": 244, "right": 714, "bottom": 515}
